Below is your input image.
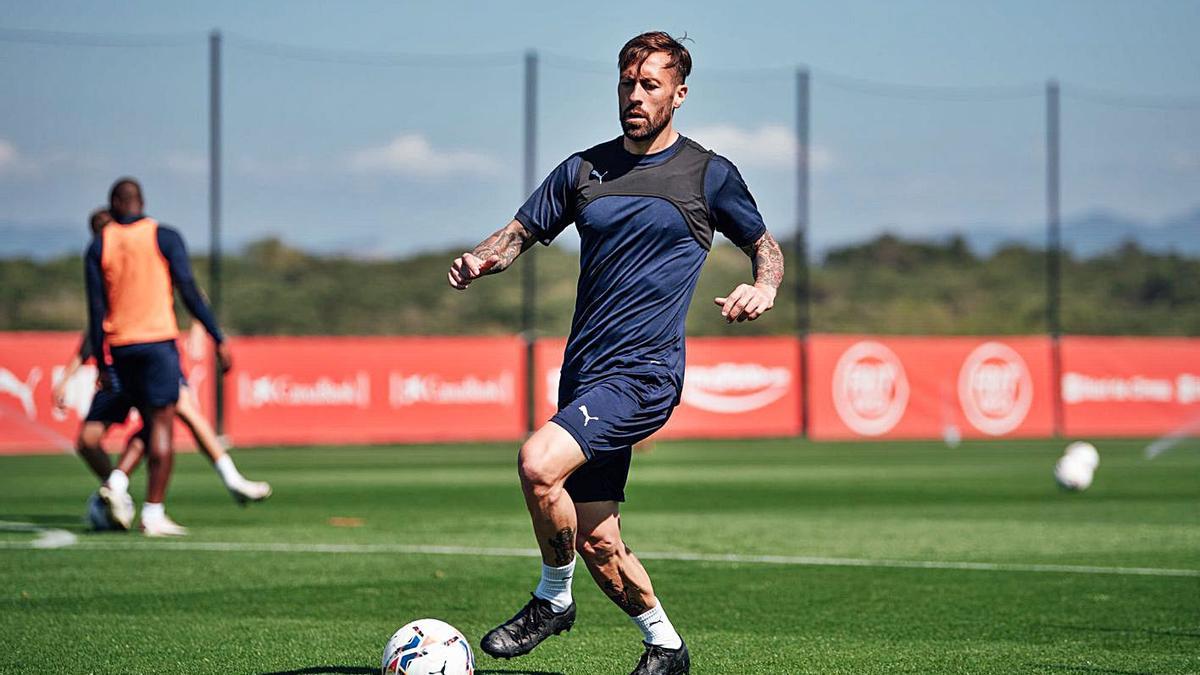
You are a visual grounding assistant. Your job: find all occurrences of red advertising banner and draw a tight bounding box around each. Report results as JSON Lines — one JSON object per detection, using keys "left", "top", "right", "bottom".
{"left": 808, "top": 335, "right": 1055, "bottom": 440}
{"left": 0, "top": 329, "right": 213, "bottom": 454}
{"left": 6, "top": 332, "right": 1198, "bottom": 451}
{"left": 533, "top": 336, "right": 802, "bottom": 439}
{"left": 224, "top": 336, "right": 526, "bottom": 446}
{"left": 1061, "top": 337, "right": 1200, "bottom": 437}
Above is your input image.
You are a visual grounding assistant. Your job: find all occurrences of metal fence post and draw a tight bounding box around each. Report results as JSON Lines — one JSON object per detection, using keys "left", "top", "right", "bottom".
{"left": 523, "top": 49, "right": 538, "bottom": 433}
{"left": 209, "top": 29, "right": 224, "bottom": 435}
{"left": 796, "top": 67, "right": 811, "bottom": 438}
{"left": 1046, "top": 79, "right": 1063, "bottom": 437}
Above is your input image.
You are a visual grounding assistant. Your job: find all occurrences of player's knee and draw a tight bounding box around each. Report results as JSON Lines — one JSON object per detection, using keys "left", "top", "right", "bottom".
{"left": 518, "top": 446, "right": 562, "bottom": 500}
{"left": 578, "top": 529, "right": 622, "bottom": 566}
{"left": 77, "top": 423, "right": 104, "bottom": 450}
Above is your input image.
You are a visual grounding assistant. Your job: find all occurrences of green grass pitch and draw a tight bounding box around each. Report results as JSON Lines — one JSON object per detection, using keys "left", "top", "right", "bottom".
{"left": 1, "top": 438, "right": 1197, "bottom": 674}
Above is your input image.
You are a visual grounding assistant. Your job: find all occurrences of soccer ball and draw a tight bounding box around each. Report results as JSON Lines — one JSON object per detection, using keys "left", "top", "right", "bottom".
{"left": 1054, "top": 441, "right": 1100, "bottom": 491}
{"left": 381, "top": 619, "right": 474, "bottom": 675}
{"left": 85, "top": 492, "right": 116, "bottom": 531}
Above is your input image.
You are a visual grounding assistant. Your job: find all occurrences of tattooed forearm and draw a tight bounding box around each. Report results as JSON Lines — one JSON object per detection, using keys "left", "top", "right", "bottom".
{"left": 739, "top": 231, "right": 784, "bottom": 290}
{"left": 547, "top": 527, "right": 576, "bottom": 566}
{"left": 471, "top": 220, "right": 536, "bottom": 274}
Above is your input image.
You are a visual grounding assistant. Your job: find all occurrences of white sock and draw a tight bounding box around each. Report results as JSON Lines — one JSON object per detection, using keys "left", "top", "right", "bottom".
{"left": 141, "top": 502, "right": 165, "bottom": 521}
{"left": 106, "top": 469, "right": 130, "bottom": 494}
{"left": 214, "top": 455, "right": 243, "bottom": 487}
{"left": 632, "top": 602, "right": 682, "bottom": 649}
{"left": 533, "top": 559, "right": 576, "bottom": 613}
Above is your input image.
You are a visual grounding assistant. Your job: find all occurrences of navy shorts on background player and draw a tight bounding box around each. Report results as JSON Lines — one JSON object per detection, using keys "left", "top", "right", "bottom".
{"left": 110, "top": 339, "right": 182, "bottom": 408}
{"left": 552, "top": 372, "right": 677, "bottom": 502}
{"left": 84, "top": 387, "right": 134, "bottom": 424}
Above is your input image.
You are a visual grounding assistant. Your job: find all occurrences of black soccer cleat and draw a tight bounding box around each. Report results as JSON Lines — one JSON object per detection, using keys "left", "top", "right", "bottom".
{"left": 630, "top": 640, "right": 690, "bottom": 675}
{"left": 479, "top": 594, "right": 575, "bottom": 659}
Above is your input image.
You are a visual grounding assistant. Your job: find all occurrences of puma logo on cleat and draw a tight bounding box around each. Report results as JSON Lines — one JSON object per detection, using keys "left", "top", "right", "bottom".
{"left": 579, "top": 405, "right": 600, "bottom": 427}
{"left": 590, "top": 169, "right": 608, "bottom": 183}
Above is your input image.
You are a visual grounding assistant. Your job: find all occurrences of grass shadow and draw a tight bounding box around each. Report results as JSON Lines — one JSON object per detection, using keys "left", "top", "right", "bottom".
{"left": 259, "top": 662, "right": 372, "bottom": 667}
{"left": 1032, "top": 665, "right": 1152, "bottom": 675}
{"left": 0, "top": 514, "right": 87, "bottom": 529}
{"left": 1041, "top": 622, "right": 1200, "bottom": 639}
{"left": 255, "top": 662, "right": 564, "bottom": 667}
{"left": 477, "top": 671, "right": 566, "bottom": 675}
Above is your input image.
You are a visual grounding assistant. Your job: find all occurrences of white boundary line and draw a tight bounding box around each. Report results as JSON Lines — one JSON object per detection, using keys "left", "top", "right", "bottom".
{"left": 0, "top": 537, "right": 1197, "bottom": 578}
{"left": 0, "top": 521, "right": 77, "bottom": 549}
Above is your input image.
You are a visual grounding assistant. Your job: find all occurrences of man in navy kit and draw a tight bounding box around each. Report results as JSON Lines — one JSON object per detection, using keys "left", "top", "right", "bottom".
{"left": 448, "top": 32, "right": 784, "bottom": 675}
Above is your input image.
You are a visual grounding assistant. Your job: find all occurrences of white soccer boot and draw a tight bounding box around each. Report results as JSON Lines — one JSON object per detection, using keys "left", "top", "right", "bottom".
{"left": 97, "top": 485, "right": 134, "bottom": 531}
{"left": 140, "top": 512, "right": 189, "bottom": 537}
{"left": 228, "top": 479, "right": 272, "bottom": 505}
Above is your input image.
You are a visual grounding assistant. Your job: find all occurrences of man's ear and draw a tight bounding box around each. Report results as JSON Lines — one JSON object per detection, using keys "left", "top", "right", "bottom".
{"left": 674, "top": 84, "right": 688, "bottom": 109}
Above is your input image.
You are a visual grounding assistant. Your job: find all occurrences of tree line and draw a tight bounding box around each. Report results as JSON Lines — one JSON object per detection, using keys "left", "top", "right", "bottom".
{"left": 3, "top": 234, "right": 1197, "bottom": 337}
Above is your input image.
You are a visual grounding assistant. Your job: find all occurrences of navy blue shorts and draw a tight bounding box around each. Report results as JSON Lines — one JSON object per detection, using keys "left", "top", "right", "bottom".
{"left": 110, "top": 340, "right": 183, "bottom": 409}
{"left": 84, "top": 387, "right": 134, "bottom": 425}
{"left": 551, "top": 372, "right": 677, "bottom": 503}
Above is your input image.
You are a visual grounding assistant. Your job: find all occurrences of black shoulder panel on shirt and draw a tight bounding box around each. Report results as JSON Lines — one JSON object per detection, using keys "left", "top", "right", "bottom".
{"left": 574, "top": 137, "right": 717, "bottom": 250}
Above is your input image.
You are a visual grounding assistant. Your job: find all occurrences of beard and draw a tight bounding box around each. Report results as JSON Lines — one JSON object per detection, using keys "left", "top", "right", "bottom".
{"left": 621, "top": 104, "right": 673, "bottom": 141}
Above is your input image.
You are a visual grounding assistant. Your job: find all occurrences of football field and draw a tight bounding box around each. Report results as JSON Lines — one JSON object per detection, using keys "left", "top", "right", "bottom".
{"left": 1, "top": 438, "right": 1197, "bottom": 674}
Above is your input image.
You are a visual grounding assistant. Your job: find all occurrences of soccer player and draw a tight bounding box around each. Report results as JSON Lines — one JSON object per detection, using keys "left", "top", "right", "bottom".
{"left": 85, "top": 178, "right": 233, "bottom": 536}
{"left": 448, "top": 32, "right": 784, "bottom": 675}
{"left": 54, "top": 327, "right": 271, "bottom": 517}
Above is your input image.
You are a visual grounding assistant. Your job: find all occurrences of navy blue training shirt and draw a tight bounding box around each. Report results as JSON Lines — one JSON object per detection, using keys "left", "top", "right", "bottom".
{"left": 515, "top": 135, "right": 767, "bottom": 392}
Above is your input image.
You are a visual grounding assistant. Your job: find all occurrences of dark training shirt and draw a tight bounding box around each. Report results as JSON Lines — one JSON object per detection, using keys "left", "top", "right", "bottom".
{"left": 515, "top": 135, "right": 767, "bottom": 393}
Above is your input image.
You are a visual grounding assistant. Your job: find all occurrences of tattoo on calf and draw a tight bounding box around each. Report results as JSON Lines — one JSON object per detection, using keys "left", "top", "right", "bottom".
{"left": 601, "top": 578, "right": 650, "bottom": 616}
{"left": 547, "top": 527, "right": 575, "bottom": 566}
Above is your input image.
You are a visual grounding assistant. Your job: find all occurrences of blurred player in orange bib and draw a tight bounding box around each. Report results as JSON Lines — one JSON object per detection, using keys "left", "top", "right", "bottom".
{"left": 83, "top": 178, "right": 236, "bottom": 536}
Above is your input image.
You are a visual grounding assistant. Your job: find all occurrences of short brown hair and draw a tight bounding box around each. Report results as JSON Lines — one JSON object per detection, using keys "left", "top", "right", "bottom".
{"left": 618, "top": 32, "right": 692, "bottom": 84}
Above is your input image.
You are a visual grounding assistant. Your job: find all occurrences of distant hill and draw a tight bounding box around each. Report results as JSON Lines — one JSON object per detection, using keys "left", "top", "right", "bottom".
{"left": 5, "top": 205, "right": 1200, "bottom": 261}
{"left": 0, "top": 221, "right": 89, "bottom": 261}
{"left": 963, "top": 207, "right": 1200, "bottom": 258}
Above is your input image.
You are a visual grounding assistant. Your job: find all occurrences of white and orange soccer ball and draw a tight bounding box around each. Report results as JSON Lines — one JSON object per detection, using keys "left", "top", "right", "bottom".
{"left": 382, "top": 619, "right": 474, "bottom": 675}
{"left": 1054, "top": 441, "right": 1100, "bottom": 491}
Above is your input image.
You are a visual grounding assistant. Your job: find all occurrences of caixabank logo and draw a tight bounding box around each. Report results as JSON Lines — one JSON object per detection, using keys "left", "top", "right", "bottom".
{"left": 957, "top": 341, "right": 1033, "bottom": 436}
{"left": 681, "top": 363, "right": 792, "bottom": 414}
{"left": 545, "top": 362, "right": 791, "bottom": 414}
{"left": 832, "top": 341, "right": 909, "bottom": 436}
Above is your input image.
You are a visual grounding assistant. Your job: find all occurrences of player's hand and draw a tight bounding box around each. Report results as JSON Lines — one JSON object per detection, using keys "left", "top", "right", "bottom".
{"left": 714, "top": 283, "right": 776, "bottom": 323}
{"left": 448, "top": 252, "right": 500, "bottom": 291}
{"left": 216, "top": 341, "right": 234, "bottom": 374}
{"left": 51, "top": 382, "right": 67, "bottom": 411}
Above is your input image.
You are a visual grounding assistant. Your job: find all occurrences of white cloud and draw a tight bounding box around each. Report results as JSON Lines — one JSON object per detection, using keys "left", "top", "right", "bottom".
{"left": 347, "top": 134, "right": 500, "bottom": 177}
{"left": 688, "top": 124, "right": 833, "bottom": 171}
{"left": 0, "top": 139, "right": 20, "bottom": 171}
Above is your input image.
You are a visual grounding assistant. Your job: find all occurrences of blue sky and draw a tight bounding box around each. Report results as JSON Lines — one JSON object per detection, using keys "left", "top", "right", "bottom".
{"left": 1, "top": 0, "right": 1198, "bottom": 257}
